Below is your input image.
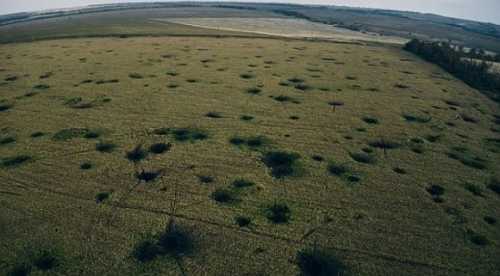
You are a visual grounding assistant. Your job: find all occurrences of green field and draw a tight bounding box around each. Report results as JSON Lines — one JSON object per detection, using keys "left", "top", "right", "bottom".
{"left": 1, "top": 17, "right": 500, "bottom": 276}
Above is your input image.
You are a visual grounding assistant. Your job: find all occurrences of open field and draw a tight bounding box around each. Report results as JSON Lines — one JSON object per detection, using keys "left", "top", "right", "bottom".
{"left": 162, "top": 17, "right": 407, "bottom": 44}
{"left": 1, "top": 32, "right": 499, "bottom": 275}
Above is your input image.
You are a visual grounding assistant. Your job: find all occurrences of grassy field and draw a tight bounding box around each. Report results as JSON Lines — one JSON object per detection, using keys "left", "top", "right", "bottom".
{"left": 1, "top": 22, "right": 499, "bottom": 275}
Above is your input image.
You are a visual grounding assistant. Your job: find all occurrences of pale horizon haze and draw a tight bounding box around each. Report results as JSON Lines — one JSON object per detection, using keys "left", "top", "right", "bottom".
{"left": 0, "top": 0, "right": 499, "bottom": 25}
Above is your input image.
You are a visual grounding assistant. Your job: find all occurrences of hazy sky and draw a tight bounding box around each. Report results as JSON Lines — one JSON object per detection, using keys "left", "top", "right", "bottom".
{"left": 1, "top": 0, "right": 499, "bottom": 25}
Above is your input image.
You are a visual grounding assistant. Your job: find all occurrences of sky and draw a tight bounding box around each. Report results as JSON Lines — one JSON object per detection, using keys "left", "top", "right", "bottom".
{"left": 1, "top": 0, "right": 499, "bottom": 25}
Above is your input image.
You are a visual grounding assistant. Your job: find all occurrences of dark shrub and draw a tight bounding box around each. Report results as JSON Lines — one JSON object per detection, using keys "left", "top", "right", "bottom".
{"left": 461, "top": 114, "right": 479, "bottom": 123}
{"left": 137, "top": 170, "right": 161, "bottom": 182}
{"left": 327, "top": 162, "right": 347, "bottom": 176}
{"left": 211, "top": 188, "right": 234, "bottom": 203}
{"left": 240, "top": 73, "right": 254, "bottom": 79}
{"left": 297, "top": 247, "right": 346, "bottom": 276}
{"left": 31, "top": 132, "right": 45, "bottom": 138}
{"left": 273, "top": 95, "right": 293, "bottom": 102}
{"left": 427, "top": 184, "right": 445, "bottom": 197}
{"left": 232, "top": 179, "right": 254, "bottom": 188}
{"left": 80, "top": 162, "right": 92, "bottom": 170}
{"left": 198, "top": 175, "right": 214, "bottom": 184}
{"left": 484, "top": 216, "right": 497, "bottom": 225}
{"left": 488, "top": 179, "right": 500, "bottom": 195}
{"left": 403, "top": 113, "right": 431, "bottom": 123}
{"left": 95, "top": 192, "right": 110, "bottom": 203}
{"left": 129, "top": 73, "right": 143, "bottom": 79}
{"left": 262, "top": 151, "right": 300, "bottom": 178}
{"left": 33, "top": 84, "right": 50, "bottom": 89}
{"left": 52, "top": 128, "right": 89, "bottom": 141}
{"left": 312, "top": 155, "right": 324, "bottom": 162}
{"left": 468, "top": 231, "right": 489, "bottom": 246}
{"left": 229, "top": 137, "right": 245, "bottom": 146}
{"left": 83, "top": 131, "right": 100, "bottom": 139}
{"left": 0, "top": 136, "right": 15, "bottom": 145}
{"left": 240, "top": 115, "right": 254, "bottom": 121}
{"left": 465, "top": 183, "right": 483, "bottom": 197}
{"left": 157, "top": 223, "right": 193, "bottom": 257}
{"left": 295, "top": 83, "right": 311, "bottom": 91}
{"left": 362, "top": 116, "right": 379, "bottom": 125}
{"left": 349, "top": 152, "right": 374, "bottom": 164}
{"left": 33, "top": 249, "right": 58, "bottom": 271}
{"left": 132, "top": 239, "right": 160, "bottom": 263}
{"left": 0, "top": 103, "right": 13, "bottom": 112}
{"left": 246, "top": 88, "right": 261, "bottom": 94}
{"left": 393, "top": 167, "right": 407, "bottom": 174}
{"left": 96, "top": 142, "right": 116, "bottom": 153}
{"left": 8, "top": 263, "right": 31, "bottom": 276}
{"left": 2, "top": 155, "right": 31, "bottom": 168}
{"left": 288, "top": 77, "right": 304, "bottom": 83}
{"left": 266, "top": 203, "right": 291, "bottom": 223}
{"left": 235, "top": 216, "right": 251, "bottom": 227}
{"left": 149, "top": 143, "right": 171, "bottom": 154}
{"left": 205, "top": 112, "right": 222, "bottom": 118}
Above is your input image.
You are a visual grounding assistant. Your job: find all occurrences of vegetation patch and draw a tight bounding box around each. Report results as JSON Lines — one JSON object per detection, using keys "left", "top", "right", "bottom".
{"left": 80, "top": 162, "right": 92, "bottom": 170}
{"left": 149, "top": 143, "right": 171, "bottom": 154}
{"left": 240, "top": 115, "right": 254, "bottom": 121}
{"left": 96, "top": 142, "right": 116, "bottom": 153}
{"left": 154, "top": 128, "right": 208, "bottom": 142}
{"left": 136, "top": 170, "right": 162, "bottom": 182}
{"left": 31, "top": 132, "right": 45, "bottom": 138}
{"left": 403, "top": 113, "right": 432, "bottom": 123}
{"left": 95, "top": 192, "right": 110, "bottom": 203}
{"left": 464, "top": 183, "right": 484, "bottom": 197}
{"left": 205, "top": 112, "right": 222, "bottom": 118}
{"left": 129, "top": 73, "right": 143, "bottom": 79}
{"left": 246, "top": 87, "right": 261, "bottom": 95}
{"left": 349, "top": 152, "right": 375, "bottom": 164}
{"left": 230, "top": 135, "right": 268, "bottom": 151}
{"left": 262, "top": 151, "right": 301, "bottom": 178}
{"left": 235, "top": 216, "right": 252, "bottom": 227}
{"left": 33, "top": 84, "right": 50, "bottom": 90}
{"left": 1, "top": 155, "right": 31, "bottom": 168}
{"left": 211, "top": 188, "right": 236, "bottom": 203}
{"left": 198, "top": 175, "right": 214, "bottom": 184}
{"left": 0, "top": 103, "right": 13, "bottom": 112}
{"left": 446, "top": 148, "right": 487, "bottom": 170}
{"left": 368, "top": 139, "right": 400, "bottom": 150}
{"left": 488, "top": 178, "right": 500, "bottom": 196}
{"left": 362, "top": 116, "right": 379, "bottom": 125}
{"left": 126, "top": 145, "right": 147, "bottom": 162}
{"left": 426, "top": 184, "right": 445, "bottom": 203}
{"left": 296, "top": 247, "right": 346, "bottom": 276}
{"left": 266, "top": 202, "right": 291, "bottom": 223}
{"left": 232, "top": 178, "right": 255, "bottom": 188}
{"left": 0, "top": 136, "right": 15, "bottom": 145}
{"left": 240, "top": 73, "right": 255, "bottom": 79}
{"left": 52, "top": 128, "right": 90, "bottom": 141}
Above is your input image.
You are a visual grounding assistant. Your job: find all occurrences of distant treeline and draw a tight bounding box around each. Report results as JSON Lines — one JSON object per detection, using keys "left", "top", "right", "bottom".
{"left": 404, "top": 39, "right": 500, "bottom": 102}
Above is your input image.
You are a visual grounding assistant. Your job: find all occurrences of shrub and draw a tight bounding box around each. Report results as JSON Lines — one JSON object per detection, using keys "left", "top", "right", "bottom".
{"left": 129, "top": 73, "right": 143, "bottom": 79}
{"left": 393, "top": 167, "right": 407, "bottom": 174}
{"left": 488, "top": 178, "right": 500, "bottom": 195}
{"left": 312, "top": 155, "right": 324, "bottom": 162}
{"left": 132, "top": 237, "right": 160, "bottom": 263}
{"left": 0, "top": 136, "right": 15, "bottom": 145}
{"left": 296, "top": 247, "right": 346, "bottom": 276}
{"left": 468, "top": 230, "right": 489, "bottom": 246}
{"left": 31, "top": 132, "right": 45, "bottom": 138}
{"left": 1, "top": 155, "right": 31, "bottom": 168}
{"left": 52, "top": 128, "right": 89, "bottom": 141}
{"left": 246, "top": 87, "right": 261, "bottom": 94}
{"left": 349, "top": 152, "right": 375, "bottom": 164}
{"left": 8, "top": 263, "right": 31, "bottom": 276}
{"left": 149, "top": 143, "right": 171, "bottom": 154}
{"left": 273, "top": 95, "right": 293, "bottom": 103}
{"left": 211, "top": 188, "right": 235, "bottom": 203}
{"left": 33, "top": 84, "right": 50, "bottom": 90}
{"left": 96, "top": 142, "right": 116, "bottom": 153}
{"left": 137, "top": 170, "right": 161, "bottom": 182}
{"left": 240, "top": 73, "right": 254, "bottom": 79}
{"left": 170, "top": 128, "right": 208, "bottom": 142}
{"left": 157, "top": 222, "right": 193, "bottom": 257}
{"left": 232, "top": 179, "right": 254, "bottom": 188}
{"left": 465, "top": 183, "right": 483, "bottom": 197}
{"left": 262, "top": 151, "right": 300, "bottom": 178}
{"left": 327, "top": 162, "right": 347, "bottom": 176}
{"left": 80, "top": 162, "right": 92, "bottom": 170}
{"left": 95, "top": 192, "right": 110, "bottom": 203}
{"left": 328, "top": 101, "right": 344, "bottom": 107}
{"left": 229, "top": 137, "right": 245, "bottom": 146}
{"left": 235, "top": 216, "right": 251, "bottom": 227}
{"left": 240, "top": 115, "right": 254, "bottom": 121}
{"left": 205, "top": 112, "right": 222, "bottom": 118}
{"left": 403, "top": 113, "right": 431, "bottom": 123}
{"left": 484, "top": 216, "right": 497, "bottom": 225}
{"left": 83, "top": 131, "right": 100, "bottom": 139}
{"left": 288, "top": 77, "right": 304, "bottom": 83}
{"left": 461, "top": 114, "right": 479, "bottom": 123}
{"left": 362, "top": 116, "right": 379, "bottom": 125}
{"left": 295, "top": 83, "right": 311, "bottom": 91}
{"left": 198, "top": 175, "right": 214, "bottom": 184}
{"left": 266, "top": 203, "right": 291, "bottom": 223}
{"left": 368, "top": 139, "right": 400, "bottom": 150}
{"left": 33, "top": 249, "right": 59, "bottom": 271}
{"left": 0, "top": 103, "right": 13, "bottom": 112}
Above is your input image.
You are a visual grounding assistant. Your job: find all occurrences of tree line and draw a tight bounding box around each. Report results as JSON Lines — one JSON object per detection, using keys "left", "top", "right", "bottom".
{"left": 404, "top": 39, "right": 500, "bottom": 102}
